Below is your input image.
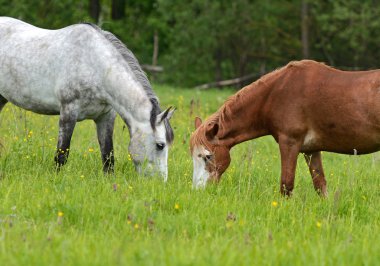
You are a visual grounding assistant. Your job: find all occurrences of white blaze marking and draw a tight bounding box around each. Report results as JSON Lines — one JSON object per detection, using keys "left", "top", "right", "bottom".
{"left": 192, "top": 145, "right": 211, "bottom": 188}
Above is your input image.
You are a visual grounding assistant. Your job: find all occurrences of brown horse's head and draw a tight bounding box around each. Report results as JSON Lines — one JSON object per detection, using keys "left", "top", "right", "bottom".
{"left": 190, "top": 117, "right": 231, "bottom": 188}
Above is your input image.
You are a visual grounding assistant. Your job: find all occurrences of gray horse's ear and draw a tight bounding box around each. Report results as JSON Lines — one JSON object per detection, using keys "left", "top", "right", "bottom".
{"left": 166, "top": 107, "right": 176, "bottom": 120}
{"left": 157, "top": 106, "right": 174, "bottom": 123}
{"left": 195, "top": 117, "right": 202, "bottom": 129}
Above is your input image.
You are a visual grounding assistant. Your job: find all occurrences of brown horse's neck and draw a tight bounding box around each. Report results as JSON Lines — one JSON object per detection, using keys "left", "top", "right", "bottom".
{"left": 215, "top": 80, "right": 270, "bottom": 149}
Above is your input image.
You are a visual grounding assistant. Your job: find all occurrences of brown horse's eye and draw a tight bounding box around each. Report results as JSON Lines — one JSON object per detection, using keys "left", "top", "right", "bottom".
{"left": 203, "top": 154, "right": 212, "bottom": 163}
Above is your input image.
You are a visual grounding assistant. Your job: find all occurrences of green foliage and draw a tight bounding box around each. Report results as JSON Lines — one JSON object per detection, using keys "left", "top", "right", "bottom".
{"left": 157, "top": 0, "right": 302, "bottom": 85}
{"left": 312, "top": 0, "right": 380, "bottom": 68}
{"left": 0, "top": 0, "right": 90, "bottom": 28}
{"left": 0, "top": 86, "right": 380, "bottom": 265}
{"left": 1, "top": 1, "right": 380, "bottom": 85}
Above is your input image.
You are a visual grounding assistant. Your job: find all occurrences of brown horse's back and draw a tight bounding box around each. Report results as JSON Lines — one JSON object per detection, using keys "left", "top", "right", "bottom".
{"left": 265, "top": 60, "right": 380, "bottom": 154}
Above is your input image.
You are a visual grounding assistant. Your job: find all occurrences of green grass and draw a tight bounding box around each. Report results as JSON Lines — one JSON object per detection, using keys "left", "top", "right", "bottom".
{"left": 0, "top": 85, "right": 379, "bottom": 265}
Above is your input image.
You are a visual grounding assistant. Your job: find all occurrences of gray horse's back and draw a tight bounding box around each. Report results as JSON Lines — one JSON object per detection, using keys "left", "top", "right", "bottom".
{"left": 0, "top": 17, "right": 112, "bottom": 117}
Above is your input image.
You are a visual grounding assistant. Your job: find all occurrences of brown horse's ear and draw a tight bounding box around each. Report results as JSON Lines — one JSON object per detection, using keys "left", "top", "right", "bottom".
{"left": 205, "top": 122, "right": 219, "bottom": 141}
{"left": 194, "top": 117, "right": 202, "bottom": 129}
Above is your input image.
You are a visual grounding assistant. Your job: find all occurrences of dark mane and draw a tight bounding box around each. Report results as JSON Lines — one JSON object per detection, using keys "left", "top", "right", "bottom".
{"left": 82, "top": 23, "right": 173, "bottom": 143}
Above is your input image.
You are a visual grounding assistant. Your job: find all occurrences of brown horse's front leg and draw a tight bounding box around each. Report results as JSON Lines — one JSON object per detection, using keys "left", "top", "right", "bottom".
{"left": 278, "top": 136, "right": 301, "bottom": 196}
{"left": 304, "top": 152, "right": 327, "bottom": 196}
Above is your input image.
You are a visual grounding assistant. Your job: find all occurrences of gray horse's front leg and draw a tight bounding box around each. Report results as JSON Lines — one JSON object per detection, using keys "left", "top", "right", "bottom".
{"left": 95, "top": 110, "right": 116, "bottom": 173}
{"left": 0, "top": 95, "right": 8, "bottom": 112}
{"left": 55, "top": 105, "right": 78, "bottom": 169}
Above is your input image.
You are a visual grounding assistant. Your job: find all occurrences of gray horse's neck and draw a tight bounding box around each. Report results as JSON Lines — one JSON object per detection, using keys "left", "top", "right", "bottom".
{"left": 104, "top": 65, "right": 152, "bottom": 131}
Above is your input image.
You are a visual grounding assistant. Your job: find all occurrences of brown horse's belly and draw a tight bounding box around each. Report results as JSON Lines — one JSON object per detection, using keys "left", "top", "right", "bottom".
{"left": 300, "top": 128, "right": 380, "bottom": 155}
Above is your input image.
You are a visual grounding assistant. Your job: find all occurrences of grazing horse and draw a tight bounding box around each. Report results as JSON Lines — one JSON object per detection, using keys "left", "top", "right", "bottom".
{"left": 0, "top": 17, "right": 175, "bottom": 179}
{"left": 190, "top": 60, "right": 380, "bottom": 196}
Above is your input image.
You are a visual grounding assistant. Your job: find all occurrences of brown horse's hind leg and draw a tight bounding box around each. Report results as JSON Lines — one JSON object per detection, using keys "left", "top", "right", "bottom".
{"left": 304, "top": 152, "right": 327, "bottom": 196}
{"left": 278, "top": 136, "right": 302, "bottom": 196}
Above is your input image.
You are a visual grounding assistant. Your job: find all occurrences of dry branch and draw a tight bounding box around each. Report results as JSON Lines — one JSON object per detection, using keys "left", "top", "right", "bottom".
{"left": 142, "top": 64, "right": 164, "bottom": 73}
{"left": 194, "top": 73, "right": 261, "bottom": 90}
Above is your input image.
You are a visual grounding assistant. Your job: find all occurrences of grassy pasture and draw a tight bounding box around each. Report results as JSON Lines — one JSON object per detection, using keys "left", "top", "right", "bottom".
{"left": 0, "top": 85, "right": 379, "bottom": 265}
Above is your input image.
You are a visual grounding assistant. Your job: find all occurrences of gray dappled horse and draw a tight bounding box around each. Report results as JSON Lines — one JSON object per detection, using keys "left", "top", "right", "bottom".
{"left": 0, "top": 17, "right": 174, "bottom": 180}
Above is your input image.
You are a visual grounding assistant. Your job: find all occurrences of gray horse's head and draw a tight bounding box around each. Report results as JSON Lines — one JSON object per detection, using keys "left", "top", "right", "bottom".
{"left": 90, "top": 25, "right": 175, "bottom": 180}
{"left": 128, "top": 105, "right": 175, "bottom": 181}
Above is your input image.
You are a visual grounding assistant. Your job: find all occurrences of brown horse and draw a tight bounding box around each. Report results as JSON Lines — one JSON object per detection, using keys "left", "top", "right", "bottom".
{"left": 190, "top": 60, "right": 380, "bottom": 196}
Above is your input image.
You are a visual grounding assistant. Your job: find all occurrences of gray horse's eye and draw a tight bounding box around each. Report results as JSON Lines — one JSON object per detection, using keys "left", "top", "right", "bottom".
{"left": 156, "top": 143, "right": 165, "bottom": 151}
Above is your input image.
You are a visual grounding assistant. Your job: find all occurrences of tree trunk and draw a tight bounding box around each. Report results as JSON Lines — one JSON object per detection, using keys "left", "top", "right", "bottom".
{"left": 301, "top": 0, "right": 310, "bottom": 58}
{"left": 89, "top": 0, "right": 101, "bottom": 23}
{"left": 152, "top": 30, "right": 159, "bottom": 66}
{"left": 214, "top": 48, "right": 223, "bottom": 89}
{"left": 112, "top": 0, "right": 126, "bottom": 20}
{"left": 238, "top": 54, "right": 247, "bottom": 88}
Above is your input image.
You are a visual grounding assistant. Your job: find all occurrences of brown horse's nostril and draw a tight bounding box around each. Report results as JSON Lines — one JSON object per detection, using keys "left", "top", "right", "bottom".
{"left": 208, "top": 172, "right": 220, "bottom": 183}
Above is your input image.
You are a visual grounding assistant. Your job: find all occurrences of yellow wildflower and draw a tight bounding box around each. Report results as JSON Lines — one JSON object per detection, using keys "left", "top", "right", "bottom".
{"left": 88, "top": 148, "right": 94, "bottom": 152}
{"left": 58, "top": 211, "right": 64, "bottom": 217}
{"left": 134, "top": 223, "right": 139, "bottom": 229}
{"left": 316, "top": 221, "right": 322, "bottom": 228}
{"left": 226, "top": 221, "right": 234, "bottom": 229}
{"left": 271, "top": 201, "right": 278, "bottom": 207}
{"left": 174, "top": 203, "right": 180, "bottom": 210}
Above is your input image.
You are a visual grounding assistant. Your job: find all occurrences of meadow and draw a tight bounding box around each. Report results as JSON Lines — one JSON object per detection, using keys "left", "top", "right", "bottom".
{"left": 0, "top": 85, "right": 379, "bottom": 265}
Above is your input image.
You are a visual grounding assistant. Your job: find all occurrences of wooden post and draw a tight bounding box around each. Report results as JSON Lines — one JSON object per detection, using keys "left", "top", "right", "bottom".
{"left": 151, "top": 30, "right": 159, "bottom": 81}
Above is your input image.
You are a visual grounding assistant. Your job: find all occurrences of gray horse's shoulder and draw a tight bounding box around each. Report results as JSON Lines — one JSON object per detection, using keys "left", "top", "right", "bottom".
{"left": 58, "top": 24, "right": 107, "bottom": 48}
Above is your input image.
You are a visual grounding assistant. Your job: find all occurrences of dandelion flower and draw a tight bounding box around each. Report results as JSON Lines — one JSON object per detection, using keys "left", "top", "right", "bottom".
{"left": 58, "top": 211, "right": 64, "bottom": 217}
{"left": 271, "top": 201, "right": 278, "bottom": 207}
{"left": 134, "top": 223, "right": 139, "bottom": 229}
{"left": 88, "top": 148, "right": 94, "bottom": 152}
{"left": 316, "top": 221, "right": 322, "bottom": 228}
{"left": 174, "top": 203, "right": 180, "bottom": 210}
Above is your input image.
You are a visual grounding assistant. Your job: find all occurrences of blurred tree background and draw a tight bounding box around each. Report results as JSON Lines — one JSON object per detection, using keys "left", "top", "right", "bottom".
{"left": 1, "top": 0, "right": 380, "bottom": 88}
